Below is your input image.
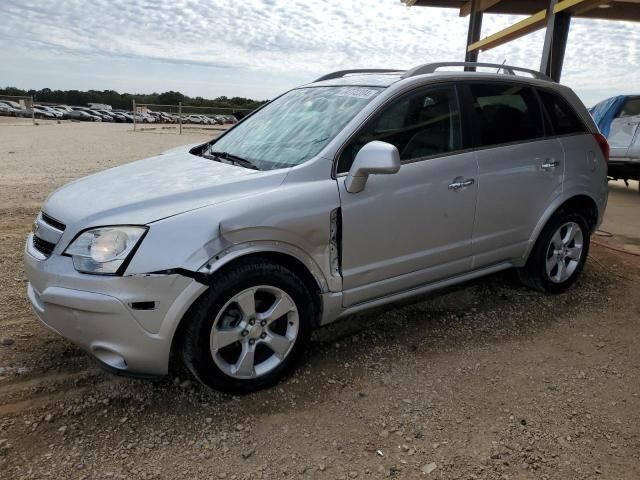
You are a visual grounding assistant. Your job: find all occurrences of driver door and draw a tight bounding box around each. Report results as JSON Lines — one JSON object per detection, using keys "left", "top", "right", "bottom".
{"left": 337, "top": 85, "right": 479, "bottom": 307}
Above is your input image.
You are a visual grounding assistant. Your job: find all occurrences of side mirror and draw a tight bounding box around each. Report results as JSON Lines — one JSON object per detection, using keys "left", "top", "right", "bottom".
{"left": 345, "top": 141, "right": 401, "bottom": 193}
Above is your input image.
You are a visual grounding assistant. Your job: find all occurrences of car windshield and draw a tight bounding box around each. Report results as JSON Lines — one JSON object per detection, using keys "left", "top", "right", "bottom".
{"left": 209, "top": 86, "right": 383, "bottom": 170}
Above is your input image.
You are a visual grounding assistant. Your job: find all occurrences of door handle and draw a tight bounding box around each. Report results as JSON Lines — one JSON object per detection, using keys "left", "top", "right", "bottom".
{"left": 448, "top": 177, "right": 475, "bottom": 191}
{"left": 541, "top": 159, "right": 560, "bottom": 170}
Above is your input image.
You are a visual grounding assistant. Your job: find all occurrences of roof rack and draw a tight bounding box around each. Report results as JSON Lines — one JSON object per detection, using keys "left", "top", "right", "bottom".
{"left": 401, "top": 62, "right": 553, "bottom": 81}
{"left": 313, "top": 69, "right": 404, "bottom": 83}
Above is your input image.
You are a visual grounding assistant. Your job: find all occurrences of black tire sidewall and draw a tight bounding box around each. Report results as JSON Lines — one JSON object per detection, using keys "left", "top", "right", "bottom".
{"left": 531, "top": 212, "right": 590, "bottom": 293}
{"left": 182, "top": 263, "right": 313, "bottom": 394}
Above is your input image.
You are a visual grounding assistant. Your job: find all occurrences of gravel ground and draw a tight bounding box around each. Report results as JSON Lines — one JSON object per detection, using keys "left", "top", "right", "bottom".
{"left": 0, "top": 122, "right": 639, "bottom": 479}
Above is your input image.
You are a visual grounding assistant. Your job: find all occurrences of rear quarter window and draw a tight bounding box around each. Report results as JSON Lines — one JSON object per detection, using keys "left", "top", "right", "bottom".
{"left": 538, "top": 90, "right": 587, "bottom": 135}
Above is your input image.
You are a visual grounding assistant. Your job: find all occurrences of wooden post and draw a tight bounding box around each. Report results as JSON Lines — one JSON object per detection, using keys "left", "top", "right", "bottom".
{"left": 465, "top": 0, "right": 483, "bottom": 70}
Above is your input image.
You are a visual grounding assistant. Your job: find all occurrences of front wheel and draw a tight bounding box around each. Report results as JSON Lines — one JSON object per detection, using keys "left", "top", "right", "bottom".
{"left": 180, "top": 261, "right": 313, "bottom": 394}
{"left": 518, "top": 211, "right": 590, "bottom": 293}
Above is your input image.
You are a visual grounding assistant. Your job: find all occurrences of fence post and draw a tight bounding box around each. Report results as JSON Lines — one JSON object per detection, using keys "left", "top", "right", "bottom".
{"left": 132, "top": 99, "right": 136, "bottom": 131}
{"left": 31, "top": 95, "right": 35, "bottom": 125}
{"left": 179, "top": 101, "right": 182, "bottom": 135}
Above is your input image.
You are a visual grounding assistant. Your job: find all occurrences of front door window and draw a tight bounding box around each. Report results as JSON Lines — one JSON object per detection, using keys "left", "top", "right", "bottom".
{"left": 337, "top": 86, "right": 462, "bottom": 173}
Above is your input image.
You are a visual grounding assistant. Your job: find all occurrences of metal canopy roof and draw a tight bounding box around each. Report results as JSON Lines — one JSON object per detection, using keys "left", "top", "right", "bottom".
{"left": 404, "top": 0, "right": 640, "bottom": 21}
{"left": 402, "top": 0, "right": 640, "bottom": 81}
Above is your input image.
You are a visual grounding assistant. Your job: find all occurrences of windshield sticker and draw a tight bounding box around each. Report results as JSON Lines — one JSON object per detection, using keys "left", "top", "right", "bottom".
{"left": 335, "top": 87, "right": 379, "bottom": 99}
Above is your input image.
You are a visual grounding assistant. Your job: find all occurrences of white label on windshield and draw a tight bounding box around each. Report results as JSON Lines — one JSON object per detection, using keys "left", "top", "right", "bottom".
{"left": 335, "top": 88, "right": 379, "bottom": 99}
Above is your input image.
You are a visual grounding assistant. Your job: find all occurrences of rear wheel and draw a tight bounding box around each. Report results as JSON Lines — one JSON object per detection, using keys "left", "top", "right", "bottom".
{"left": 180, "top": 261, "right": 313, "bottom": 394}
{"left": 518, "top": 211, "right": 590, "bottom": 293}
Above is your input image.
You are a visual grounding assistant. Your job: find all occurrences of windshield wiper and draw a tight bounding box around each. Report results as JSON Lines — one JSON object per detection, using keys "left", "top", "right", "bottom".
{"left": 208, "top": 150, "right": 260, "bottom": 170}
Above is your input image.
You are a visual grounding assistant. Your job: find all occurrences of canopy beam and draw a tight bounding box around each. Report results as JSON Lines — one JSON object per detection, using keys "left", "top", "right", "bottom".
{"left": 466, "top": 0, "right": 611, "bottom": 53}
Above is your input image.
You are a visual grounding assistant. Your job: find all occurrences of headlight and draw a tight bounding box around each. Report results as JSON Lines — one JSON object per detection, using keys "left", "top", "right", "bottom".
{"left": 64, "top": 226, "right": 147, "bottom": 274}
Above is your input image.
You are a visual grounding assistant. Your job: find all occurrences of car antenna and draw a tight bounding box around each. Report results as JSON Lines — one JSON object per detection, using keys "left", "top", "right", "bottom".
{"left": 496, "top": 59, "right": 507, "bottom": 74}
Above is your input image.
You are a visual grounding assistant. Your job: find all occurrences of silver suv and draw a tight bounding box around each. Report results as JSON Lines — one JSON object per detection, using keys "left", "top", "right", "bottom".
{"left": 24, "top": 62, "right": 609, "bottom": 393}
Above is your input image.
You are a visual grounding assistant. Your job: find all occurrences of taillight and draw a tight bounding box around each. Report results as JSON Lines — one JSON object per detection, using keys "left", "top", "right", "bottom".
{"left": 593, "top": 133, "right": 609, "bottom": 163}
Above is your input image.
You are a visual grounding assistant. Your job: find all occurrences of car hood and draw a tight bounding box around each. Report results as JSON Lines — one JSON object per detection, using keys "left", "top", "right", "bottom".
{"left": 43, "top": 149, "right": 288, "bottom": 228}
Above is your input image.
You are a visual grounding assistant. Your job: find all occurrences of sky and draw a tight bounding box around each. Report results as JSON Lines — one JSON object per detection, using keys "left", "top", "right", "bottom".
{"left": 0, "top": 0, "right": 638, "bottom": 105}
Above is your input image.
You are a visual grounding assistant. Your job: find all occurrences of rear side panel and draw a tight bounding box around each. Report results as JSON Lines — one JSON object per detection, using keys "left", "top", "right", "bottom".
{"left": 558, "top": 133, "right": 608, "bottom": 226}
{"left": 547, "top": 85, "right": 608, "bottom": 227}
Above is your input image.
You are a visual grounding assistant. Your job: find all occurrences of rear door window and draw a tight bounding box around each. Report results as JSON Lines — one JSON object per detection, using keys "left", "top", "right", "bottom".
{"left": 538, "top": 90, "right": 587, "bottom": 135}
{"left": 468, "top": 83, "right": 544, "bottom": 147}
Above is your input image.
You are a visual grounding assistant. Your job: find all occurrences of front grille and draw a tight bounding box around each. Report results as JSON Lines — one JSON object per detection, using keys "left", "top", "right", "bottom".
{"left": 31, "top": 211, "right": 65, "bottom": 259}
{"left": 32, "top": 236, "right": 56, "bottom": 256}
{"left": 41, "top": 212, "right": 66, "bottom": 231}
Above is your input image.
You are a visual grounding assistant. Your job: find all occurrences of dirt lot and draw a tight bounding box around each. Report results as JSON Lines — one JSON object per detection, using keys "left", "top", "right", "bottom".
{"left": 1, "top": 122, "right": 639, "bottom": 480}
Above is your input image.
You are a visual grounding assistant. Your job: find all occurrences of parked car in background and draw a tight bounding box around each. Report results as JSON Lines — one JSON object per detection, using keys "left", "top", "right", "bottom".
{"left": 66, "top": 109, "right": 101, "bottom": 122}
{"left": 148, "top": 111, "right": 163, "bottom": 123}
{"left": 0, "top": 100, "right": 29, "bottom": 117}
{"left": 50, "top": 106, "right": 74, "bottom": 118}
{"left": 0, "top": 102, "right": 19, "bottom": 116}
{"left": 88, "top": 109, "right": 114, "bottom": 122}
{"left": 25, "top": 62, "right": 608, "bottom": 394}
{"left": 148, "top": 111, "right": 178, "bottom": 124}
{"left": 96, "top": 109, "right": 126, "bottom": 122}
{"left": 0, "top": 100, "right": 22, "bottom": 109}
{"left": 185, "top": 114, "right": 206, "bottom": 124}
{"left": 53, "top": 105, "right": 73, "bottom": 113}
{"left": 591, "top": 95, "right": 640, "bottom": 190}
{"left": 35, "top": 105, "right": 64, "bottom": 118}
{"left": 137, "top": 112, "right": 156, "bottom": 123}
{"left": 12, "top": 106, "right": 57, "bottom": 119}
{"left": 112, "top": 110, "right": 135, "bottom": 123}
{"left": 168, "top": 113, "right": 181, "bottom": 123}
{"left": 29, "top": 106, "right": 58, "bottom": 119}
{"left": 71, "top": 107, "right": 112, "bottom": 122}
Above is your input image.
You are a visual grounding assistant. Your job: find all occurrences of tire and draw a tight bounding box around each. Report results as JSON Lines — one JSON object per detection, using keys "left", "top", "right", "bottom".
{"left": 518, "top": 210, "right": 590, "bottom": 293}
{"left": 181, "top": 260, "right": 313, "bottom": 394}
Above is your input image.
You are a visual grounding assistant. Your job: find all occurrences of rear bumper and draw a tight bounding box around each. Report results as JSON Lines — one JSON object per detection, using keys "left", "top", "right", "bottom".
{"left": 608, "top": 158, "right": 640, "bottom": 180}
{"left": 24, "top": 236, "right": 207, "bottom": 376}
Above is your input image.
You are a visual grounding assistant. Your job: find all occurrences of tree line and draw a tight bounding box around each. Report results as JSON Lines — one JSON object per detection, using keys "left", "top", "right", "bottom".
{"left": 0, "top": 86, "right": 268, "bottom": 110}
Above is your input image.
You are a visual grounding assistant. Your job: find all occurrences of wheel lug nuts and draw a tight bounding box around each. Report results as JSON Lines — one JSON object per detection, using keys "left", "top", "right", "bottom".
{"left": 241, "top": 330, "right": 248, "bottom": 337}
{"left": 260, "top": 332, "right": 266, "bottom": 339}
{"left": 249, "top": 319, "right": 255, "bottom": 325}
{"left": 249, "top": 339, "right": 255, "bottom": 345}
{"left": 260, "top": 320, "right": 267, "bottom": 327}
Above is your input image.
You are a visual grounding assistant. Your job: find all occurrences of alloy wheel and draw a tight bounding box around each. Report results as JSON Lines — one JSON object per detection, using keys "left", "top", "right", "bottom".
{"left": 545, "top": 221, "right": 584, "bottom": 283}
{"left": 209, "top": 286, "right": 299, "bottom": 379}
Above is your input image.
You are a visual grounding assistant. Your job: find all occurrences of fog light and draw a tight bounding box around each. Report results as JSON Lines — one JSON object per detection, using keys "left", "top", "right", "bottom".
{"left": 92, "top": 346, "right": 127, "bottom": 370}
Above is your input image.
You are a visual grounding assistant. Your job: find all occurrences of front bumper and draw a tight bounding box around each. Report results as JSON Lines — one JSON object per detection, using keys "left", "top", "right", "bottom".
{"left": 24, "top": 235, "right": 207, "bottom": 376}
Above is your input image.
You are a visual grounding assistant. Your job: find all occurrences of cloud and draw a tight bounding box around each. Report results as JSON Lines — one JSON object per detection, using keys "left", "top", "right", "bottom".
{"left": 0, "top": 0, "right": 637, "bottom": 103}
